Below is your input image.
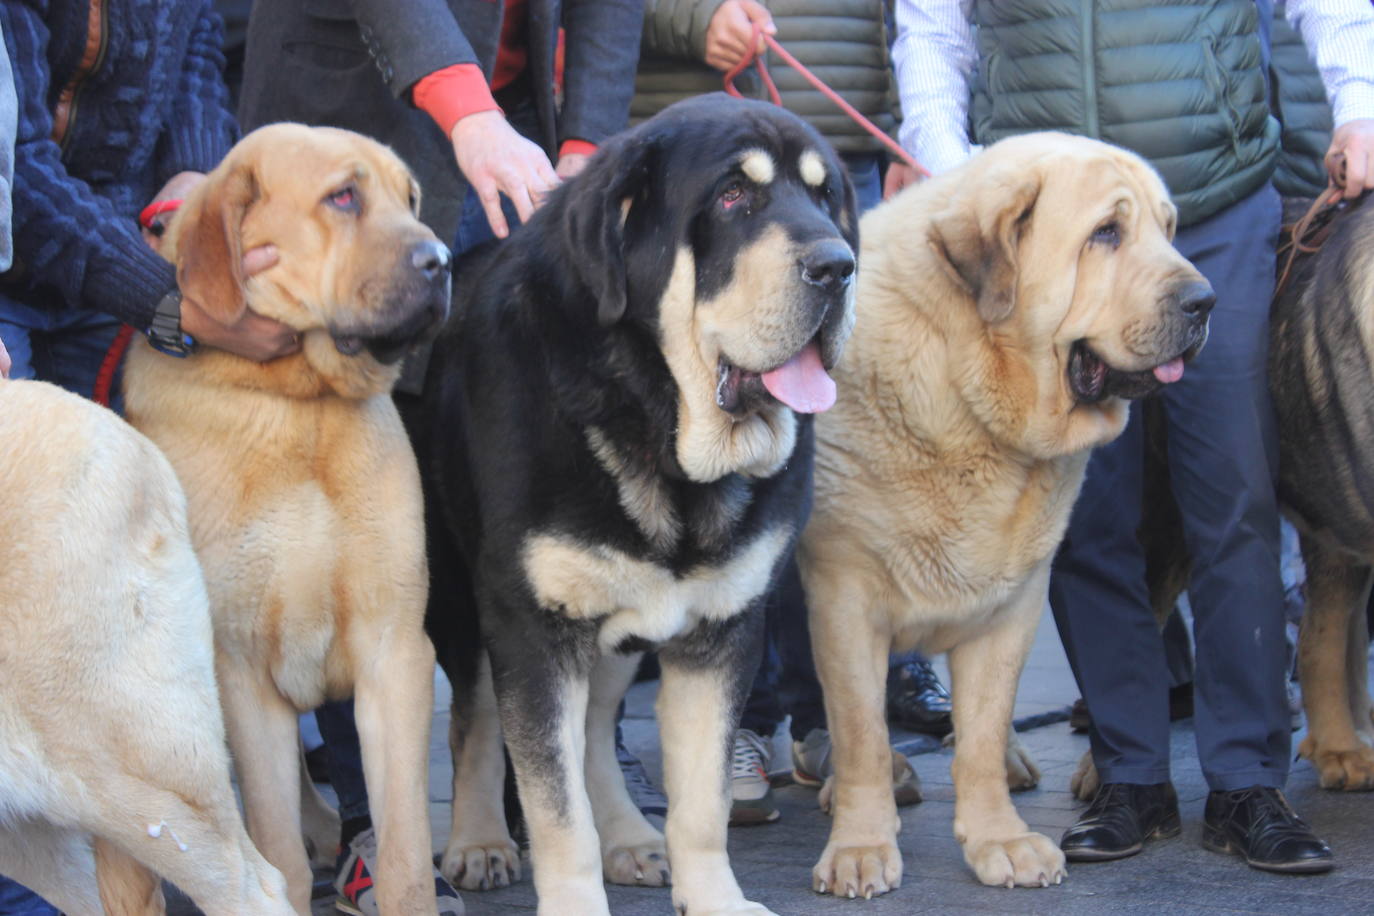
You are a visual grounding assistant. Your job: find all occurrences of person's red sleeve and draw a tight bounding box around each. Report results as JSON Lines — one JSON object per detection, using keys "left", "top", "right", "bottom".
{"left": 412, "top": 64, "right": 501, "bottom": 136}
{"left": 559, "top": 139, "right": 597, "bottom": 159}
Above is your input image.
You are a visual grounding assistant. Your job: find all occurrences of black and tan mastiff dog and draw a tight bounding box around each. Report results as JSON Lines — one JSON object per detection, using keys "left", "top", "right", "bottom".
{"left": 1269, "top": 194, "right": 1374, "bottom": 790}
{"left": 412, "top": 95, "right": 858, "bottom": 915}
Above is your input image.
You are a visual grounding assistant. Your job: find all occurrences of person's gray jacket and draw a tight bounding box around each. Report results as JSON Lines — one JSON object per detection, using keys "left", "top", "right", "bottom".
{"left": 238, "top": 0, "right": 642, "bottom": 240}
{"left": 633, "top": 0, "right": 896, "bottom": 156}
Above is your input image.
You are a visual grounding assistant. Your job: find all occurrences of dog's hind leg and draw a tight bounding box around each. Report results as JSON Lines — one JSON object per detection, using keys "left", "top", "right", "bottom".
{"left": 658, "top": 610, "right": 775, "bottom": 915}
{"left": 92, "top": 838, "right": 163, "bottom": 915}
{"left": 1346, "top": 574, "right": 1374, "bottom": 748}
{"left": 0, "top": 823, "right": 102, "bottom": 915}
{"left": 440, "top": 650, "right": 521, "bottom": 891}
{"left": 298, "top": 741, "right": 341, "bottom": 869}
{"left": 1297, "top": 535, "right": 1374, "bottom": 790}
{"left": 218, "top": 660, "right": 316, "bottom": 914}
{"left": 947, "top": 564, "right": 1065, "bottom": 889}
{"left": 584, "top": 651, "right": 669, "bottom": 887}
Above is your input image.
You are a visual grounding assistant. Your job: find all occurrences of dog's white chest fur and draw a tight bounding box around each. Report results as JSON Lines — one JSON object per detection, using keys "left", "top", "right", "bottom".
{"left": 522, "top": 527, "right": 789, "bottom": 650}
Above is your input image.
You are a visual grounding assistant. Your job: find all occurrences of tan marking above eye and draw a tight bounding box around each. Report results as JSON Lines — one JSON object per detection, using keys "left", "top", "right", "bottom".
{"left": 740, "top": 149, "right": 776, "bottom": 185}
{"left": 799, "top": 150, "right": 826, "bottom": 188}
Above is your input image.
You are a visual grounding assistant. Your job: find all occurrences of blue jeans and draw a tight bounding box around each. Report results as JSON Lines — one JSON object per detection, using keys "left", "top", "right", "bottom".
{"left": 0, "top": 300, "right": 125, "bottom": 410}
{"left": 0, "top": 877, "right": 58, "bottom": 915}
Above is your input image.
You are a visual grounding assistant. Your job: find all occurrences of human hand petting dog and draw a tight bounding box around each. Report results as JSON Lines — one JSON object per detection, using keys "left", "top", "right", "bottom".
{"left": 705, "top": 0, "right": 776, "bottom": 71}
{"left": 451, "top": 109, "right": 561, "bottom": 238}
{"left": 178, "top": 244, "right": 303, "bottom": 362}
{"left": 142, "top": 174, "right": 300, "bottom": 362}
{"left": 1326, "top": 118, "right": 1374, "bottom": 199}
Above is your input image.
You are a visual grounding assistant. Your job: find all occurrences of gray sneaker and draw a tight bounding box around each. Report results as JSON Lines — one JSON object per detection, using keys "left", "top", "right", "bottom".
{"left": 334, "top": 826, "right": 464, "bottom": 915}
{"left": 729, "top": 728, "right": 780, "bottom": 825}
{"left": 791, "top": 728, "right": 921, "bottom": 807}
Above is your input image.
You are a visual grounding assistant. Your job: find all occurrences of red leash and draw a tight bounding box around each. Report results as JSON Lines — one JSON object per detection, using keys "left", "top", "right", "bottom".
{"left": 723, "top": 25, "right": 930, "bottom": 179}
{"left": 93, "top": 199, "right": 185, "bottom": 408}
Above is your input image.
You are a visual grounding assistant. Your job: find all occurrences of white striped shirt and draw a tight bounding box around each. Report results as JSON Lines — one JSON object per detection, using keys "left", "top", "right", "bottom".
{"left": 892, "top": 0, "right": 1374, "bottom": 174}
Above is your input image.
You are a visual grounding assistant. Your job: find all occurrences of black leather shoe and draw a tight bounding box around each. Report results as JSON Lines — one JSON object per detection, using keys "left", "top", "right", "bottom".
{"left": 1202, "top": 786, "right": 1333, "bottom": 874}
{"left": 886, "top": 658, "right": 953, "bottom": 737}
{"left": 1060, "top": 782, "right": 1181, "bottom": 861}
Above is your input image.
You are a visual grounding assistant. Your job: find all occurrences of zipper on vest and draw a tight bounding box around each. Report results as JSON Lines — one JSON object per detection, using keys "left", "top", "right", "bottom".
{"left": 51, "top": 0, "right": 109, "bottom": 154}
{"left": 1079, "top": 2, "right": 1099, "bottom": 138}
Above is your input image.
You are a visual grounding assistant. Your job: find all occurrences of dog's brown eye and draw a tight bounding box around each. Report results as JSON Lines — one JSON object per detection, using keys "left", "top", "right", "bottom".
{"left": 1091, "top": 222, "right": 1121, "bottom": 249}
{"left": 721, "top": 183, "right": 745, "bottom": 208}
{"left": 327, "top": 186, "right": 359, "bottom": 212}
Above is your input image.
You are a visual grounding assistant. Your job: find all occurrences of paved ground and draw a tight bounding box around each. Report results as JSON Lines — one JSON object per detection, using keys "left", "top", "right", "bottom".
{"left": 168, "top": 610, "right": 1374, "bottom": 915}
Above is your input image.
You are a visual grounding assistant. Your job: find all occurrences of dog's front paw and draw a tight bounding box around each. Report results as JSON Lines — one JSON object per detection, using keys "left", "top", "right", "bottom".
{"left": 1068, "top": 749, "right": 1099, "bottom": 800}
{"left": 1299, "top": 734, "right": 1374, "bottom": 790}
{"left": 963, "top": 831, "right": 1065, "bottom": 888}
{"left": 811, "top": 840, "right": 902, "bottom": 899}
{"left": 604, "top": 839, "right": 671, "bottom": 886}
{"left": 439, "top": 837, "right": 522, "bottom": 891}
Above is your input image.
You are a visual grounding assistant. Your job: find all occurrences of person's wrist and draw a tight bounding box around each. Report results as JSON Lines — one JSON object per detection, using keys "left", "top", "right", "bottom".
{"left": 146, "top": 287, "right": 196, "bottom": 357}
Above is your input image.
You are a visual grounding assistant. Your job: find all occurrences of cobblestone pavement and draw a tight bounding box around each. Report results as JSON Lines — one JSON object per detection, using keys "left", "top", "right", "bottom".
{"left": 168, "top": 611, "right": 1374, "bottom": 916}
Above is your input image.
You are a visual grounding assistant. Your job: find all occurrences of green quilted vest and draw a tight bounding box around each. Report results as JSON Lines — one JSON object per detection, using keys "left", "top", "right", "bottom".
{"left": 970, "top": 0, "right": 1280, "bottom": 226}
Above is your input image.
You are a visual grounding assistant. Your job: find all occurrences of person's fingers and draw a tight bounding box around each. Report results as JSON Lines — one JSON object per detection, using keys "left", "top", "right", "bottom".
{"left": 475, "top": 180, "right": 509, "bottom": 239}
{"left": 1343, "top": 148, "right": 1369, "bottom": 199}
{"left": 507, "top": 182, "right": 536, "bottom": 226}
{"left": 242, "top": 244, "right": 279, "bottom": 277}
{"left": 0, "top": 339, "right": 11, "bottom": 379}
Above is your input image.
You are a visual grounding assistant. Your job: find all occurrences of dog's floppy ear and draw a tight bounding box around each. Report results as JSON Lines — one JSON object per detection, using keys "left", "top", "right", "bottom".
{"left": 929, "top": 176, "right": 1040, "bottom": 323}
{"left": 175, "top": 162, "right": 258, "bottom": 326}
{"left": 561, "top": 135, "right": 655, "bottom": 326}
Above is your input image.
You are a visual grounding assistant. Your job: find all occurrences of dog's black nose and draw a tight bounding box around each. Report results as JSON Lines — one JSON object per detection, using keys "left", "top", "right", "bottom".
{"left": 411, "top": 240, "right": 452, "bottom": 281}
{"left": 1176, "top": 281, "right": 1215, "bottom": 319}
{"left": 800, "top": 240, "right": 856, "bottom": 290}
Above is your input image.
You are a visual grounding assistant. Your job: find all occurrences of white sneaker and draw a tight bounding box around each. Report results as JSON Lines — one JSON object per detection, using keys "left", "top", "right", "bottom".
{"left": 729, "top": 728, "right": 779, "bottom": 825}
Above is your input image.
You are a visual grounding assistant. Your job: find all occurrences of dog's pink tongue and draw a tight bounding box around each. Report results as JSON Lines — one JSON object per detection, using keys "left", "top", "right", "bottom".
{"left": 1153, "top": 357, "right": 1185, "bottom": 384}
{"left": 761, "top": 341, "right": 836, "bottom": 413}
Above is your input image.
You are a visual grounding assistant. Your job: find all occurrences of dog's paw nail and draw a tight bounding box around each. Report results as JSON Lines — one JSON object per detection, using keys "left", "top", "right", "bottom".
{"left": 635, "top": 869, "right": 645, "bottom": 881}
{"left": 1004, "top": 877, "right": 1015, "bottom": 889}
{"left": 1055, "top": 871, "right": 1065, "bottom": 885}
{"left": 815, "top": 880, "right": 827, "bottom": 895}
{"left": 864, "top": 885, "right": 874, "bottom": 900}
{"left": 846, "top": 884, "right": 856, "bottom": 899}
{"left": 1039, "top": 873, "right": 1049, "bottom": 888}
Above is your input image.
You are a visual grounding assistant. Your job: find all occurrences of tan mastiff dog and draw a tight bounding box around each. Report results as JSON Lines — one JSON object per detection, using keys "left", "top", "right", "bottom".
{"left": 0, "top": 380, "right": 293, "bottom": 915}
{"left": 800, "top": 132, "right": 1214, "bottom": 897}
{"left": 123, "top": 124, "right": 451, "bottom": 914}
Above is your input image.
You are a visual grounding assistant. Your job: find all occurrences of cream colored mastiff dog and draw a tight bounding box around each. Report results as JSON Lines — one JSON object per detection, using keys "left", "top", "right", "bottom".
{"left": 800, "top": 132, "right": 1214, "bottom": 897}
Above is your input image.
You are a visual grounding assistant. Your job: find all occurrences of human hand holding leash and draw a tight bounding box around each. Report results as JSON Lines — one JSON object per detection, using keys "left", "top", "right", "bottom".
{"left": 1326, "top": 118, "right": 1374, "bottom": 199}
{"left": 451, "top": 109, "right": 561, "bottom": 238}
{"left": 705, "top": 0, "right": 776, "bottom": 71}
{"left": 882, "top": 162, "right": 922, "bottom": 200}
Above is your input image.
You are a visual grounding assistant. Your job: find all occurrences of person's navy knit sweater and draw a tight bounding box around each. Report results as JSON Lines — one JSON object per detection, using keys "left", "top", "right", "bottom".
{"left": 0, "top": 0, "right": 237, "bottom": 330}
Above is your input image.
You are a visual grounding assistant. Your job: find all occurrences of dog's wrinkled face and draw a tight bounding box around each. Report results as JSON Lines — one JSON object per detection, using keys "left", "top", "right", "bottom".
{"left": 561, "top": 96, "right": 858, "bottom": 481}
{"left": 929, "top": 132, "right": 1212, "bottom": 450}
{"left": 169, "top": 124, "right": 452, "bottom": 393}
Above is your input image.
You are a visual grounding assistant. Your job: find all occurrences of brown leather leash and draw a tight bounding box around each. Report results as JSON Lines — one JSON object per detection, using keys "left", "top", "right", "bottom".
{"left": 722, "top": 23, "right": 931, "bottom": 179}
{"left": 1275, "top": 184, "right": 1368, "bottom": 300}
